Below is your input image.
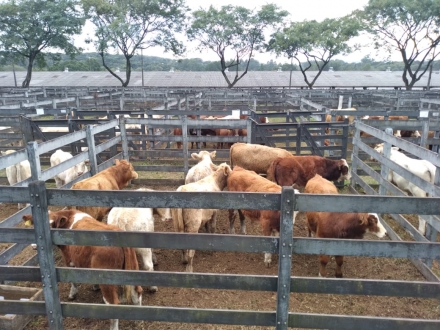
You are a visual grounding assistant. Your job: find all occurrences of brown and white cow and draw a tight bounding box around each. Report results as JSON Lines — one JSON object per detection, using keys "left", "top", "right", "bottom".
{"left": 230, "top": 143, "right": 292, "bottom": 175}
{"left": 70, "top": 159, "right": 138, "bottom": 220}
{"left": 266, "top": 155, "right": 351, "bottom": 188}
{"left": 107, "top": 188, "right": 171, "bottom": 292}
{"left": 227, "top": 166, "right": 298, "bottom": 267}
{"left": 304, "top": 174, "right": 387, "bottom": 278}
{"left": 172, "top": 163, "right": 232, "bottom": 272}
{"left": 23, "top": 209, "right": 143, "bottom": 330}
{"left": 185, "top": 150, "right": 217, "bottom": 184}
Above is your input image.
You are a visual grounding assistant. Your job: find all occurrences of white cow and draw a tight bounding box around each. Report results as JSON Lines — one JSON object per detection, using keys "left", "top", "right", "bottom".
{"left": 185, "top": 150, "right": 217, "bottom": 184}
{"left": 374, "top": 144, "right": 436, "bottom": 235}
{"left": 107, "top": 188, "right": 172, "bottom": 292}
{"left": 172, "top": 163, "right": 232, "bottom": 272}
{"left": 50, "top": 149, "right": 89, "bottom": 188}
{"left": 1, "top": 150, "right": 31, "bottom": 209}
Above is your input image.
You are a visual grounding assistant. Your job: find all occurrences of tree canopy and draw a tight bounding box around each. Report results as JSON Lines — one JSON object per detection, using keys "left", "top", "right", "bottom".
{"left": 269, "top": 16, "right": 361, "bottom": 89}
{"left": 82, "top": 0, "right": 189, "bottom": 87}
{"left": 358, "top": 0, "right": 440, "bottom": 90}
{"left": 0, "top": 0, "right": 85, "bottom": 87}
{"left": 187, "top": 4, "right": 288, "bottom": 88}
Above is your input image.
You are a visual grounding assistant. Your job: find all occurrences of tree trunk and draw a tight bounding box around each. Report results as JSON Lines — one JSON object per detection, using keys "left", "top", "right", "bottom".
{"left": 122, "top": 56, "right": 132, "bottom": 87}
{"left": 21, "top": 54, "right": 36, "bottom": 88}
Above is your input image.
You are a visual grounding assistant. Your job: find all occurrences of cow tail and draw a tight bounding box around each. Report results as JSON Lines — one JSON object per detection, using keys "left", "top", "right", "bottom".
{"left": 172, "top": 208, "right": 184, "bottom": 233}
{"left": 122, "top": 247, "right": 141, "bottom": 304}
{"left": 229, "top": 145, "right": 235, "bottom": 169}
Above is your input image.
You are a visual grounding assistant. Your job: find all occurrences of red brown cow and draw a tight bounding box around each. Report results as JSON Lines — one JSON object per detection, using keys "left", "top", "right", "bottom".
{"left": 227, "top": 166, "right": 298, "bottom": 267}
{"left": 70, "top": 159, "right": 138, "bottom": 220}
{"left": 23, "top": 209, "right": 143, "bottom": 330}
{"left": 266, "top": 155, "right": 351, "bottom": 188}
{"left": 304, "top": 174, "right": 387, "bottom": 278}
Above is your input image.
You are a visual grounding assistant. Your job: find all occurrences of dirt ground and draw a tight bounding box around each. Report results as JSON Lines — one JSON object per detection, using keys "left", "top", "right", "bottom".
{"left": 1, "top": 182, "right": 439, "bottom": 330}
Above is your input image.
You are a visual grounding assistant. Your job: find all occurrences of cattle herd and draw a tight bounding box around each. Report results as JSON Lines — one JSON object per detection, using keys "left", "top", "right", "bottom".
{"left": 3, "top": 138, "right": 435, "bottom": 330}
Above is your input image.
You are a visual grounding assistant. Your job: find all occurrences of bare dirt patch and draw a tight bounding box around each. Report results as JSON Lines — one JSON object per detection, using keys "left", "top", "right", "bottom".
{"left": 0, "top": 184, "right": 439, "bottom": 330}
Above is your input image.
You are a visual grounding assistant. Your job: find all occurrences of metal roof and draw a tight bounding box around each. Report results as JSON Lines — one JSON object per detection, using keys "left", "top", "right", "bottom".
{"left": 0, "top": 70, "right": 439, "bottom": 89}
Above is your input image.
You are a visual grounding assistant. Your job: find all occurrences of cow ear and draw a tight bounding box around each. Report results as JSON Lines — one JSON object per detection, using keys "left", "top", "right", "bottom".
{"left": 114, "top": 159, "right": 120, "bottom": 165}
{"left": 210, "top": 151, "right": 216, "bottom": 158}
{"left": 58, "top": 216, "right": 69, "bottom": 228}
{"left": 190, "top": 153, "right": 199, "bottom": 160}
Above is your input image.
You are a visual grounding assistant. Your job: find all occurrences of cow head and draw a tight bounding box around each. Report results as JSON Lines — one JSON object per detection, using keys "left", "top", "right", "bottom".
{"left": 190, "top": 150, "right": 216, "bottom": 163}
{"left": 75, "top": 161, "right": 89, "bottom": 177}
{"left": 114, "top": 159, "right": 138, "bottom": 187}
{"left": 338, "top": 159, "right": 351, "bottom": 181}
{"left": 364, "top": 213, "right": 387, "bottom": 238}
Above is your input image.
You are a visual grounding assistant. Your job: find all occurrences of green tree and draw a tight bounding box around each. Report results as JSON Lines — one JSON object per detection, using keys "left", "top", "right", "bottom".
{"left": 187, "top": 4, "right": 288, "bottom": 88}
{"left": 269, "top": 16, "right": 360, "bottom": 88}
{"left": 83, "top": 0, "right": 188, "bottom": 87}
{"left": 358, "top": 0, "right": 440, "bottom": 90}
{"left": 0, "top": 0, "right": 85, "bottom": 87}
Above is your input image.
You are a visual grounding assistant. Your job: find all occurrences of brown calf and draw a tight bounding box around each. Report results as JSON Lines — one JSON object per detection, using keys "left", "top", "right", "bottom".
{"left": 227, "top": 166, "right": 297, "bottom": 267}
{"left": 23, "top": 209, "right": 143, "bottom": 330}
{"left": 304, "top": 175, "right": 387, "bottom": 277}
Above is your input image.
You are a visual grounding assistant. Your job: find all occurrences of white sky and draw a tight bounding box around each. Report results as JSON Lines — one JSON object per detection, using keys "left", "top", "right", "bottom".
{"left": 77, "top": 0, "right": 400, "bottom": 64}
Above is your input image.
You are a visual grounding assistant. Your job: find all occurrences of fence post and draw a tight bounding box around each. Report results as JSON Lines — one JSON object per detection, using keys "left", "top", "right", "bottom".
{"left": 26, "top": 141, "right": 41, "bottom": 181}
{"left": 119, "top": 117, "right": 130, "bottom": 161}
{"left": 350, "top": 121, "right": 361, "bottom": 191}
{"left": 20, "top": 115, "right": 34, "bottom": 145}
{"left": 29, "top": 181, "right": 64, "bottom": 329}
{"left": 246, "top": 118, "right": 253, "bottom": 144}
{"left": 182, "top": 116, "right": 189, "bottom": 177}
{"left": 275, "top": 186, "right": 295, "bottom": 329}
{"left": 378, "top": 127, "right": 394, "bottom": 196}
{"left": 85, "top": 125, "right": 98, "bottom": 175}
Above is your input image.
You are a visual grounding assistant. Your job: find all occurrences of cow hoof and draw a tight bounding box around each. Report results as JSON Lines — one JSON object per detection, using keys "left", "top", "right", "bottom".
{"left": 264, "top": 261, "right": 272, "bottom": 268}
{"left": 92, "top": 284, "right": 100, "bottom": 291}
{"left": 68, "top": 295, "right": 76, "bottom": 301}
{"left": 148, "top": 286, "right": 158, "bottom": 293}
{"left": 152, "top": 253, "right": 158, "bottom": 266}
{"left": 336, "top": 274, "right": 343, "bottom": 278}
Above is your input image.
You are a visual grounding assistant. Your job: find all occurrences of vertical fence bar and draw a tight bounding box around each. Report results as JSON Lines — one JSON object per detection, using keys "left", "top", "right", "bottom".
{"left": 119, "top": 118, "right": 129, "bottom": 161}
{"left": 29, "top": 181, "right": 64, "bottom": 329}
{"left": 27, "top": 141, "right": 41, "bottom": 181}
{"left": 182, "top": 116, "right": 189, "bottom": 177}
{"left": 350, "top": 122, "right": 361, "bottom": 191}
{"left": 276, "top": 186, "right": 295, "bottom": 329}
{"left": 85, "top": 125, "right": 98, "bottom": 175}
{"left": 246, "top": 118, "right": 253, "bottom": 144}
{"left": 378, "top": 127, "right": 393, "bottom": 196}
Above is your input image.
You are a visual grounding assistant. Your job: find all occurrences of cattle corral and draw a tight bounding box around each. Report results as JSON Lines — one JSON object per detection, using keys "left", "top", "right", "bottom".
{"left": 0, "top": 88, "right": 440, "bottom": 330}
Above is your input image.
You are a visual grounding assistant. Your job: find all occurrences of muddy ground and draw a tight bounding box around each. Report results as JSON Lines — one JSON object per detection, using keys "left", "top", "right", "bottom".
{"left": 0, "top": 182, "right": 439, "bottom": 330}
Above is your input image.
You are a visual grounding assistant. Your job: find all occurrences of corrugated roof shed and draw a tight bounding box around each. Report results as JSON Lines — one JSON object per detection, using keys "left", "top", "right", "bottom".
{"left": 0, "top": 70, "right": 439, "bottom": 88}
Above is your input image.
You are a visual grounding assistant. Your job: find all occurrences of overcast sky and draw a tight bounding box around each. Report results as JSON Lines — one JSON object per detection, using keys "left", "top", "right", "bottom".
{"left": 78, "top": 0, "right": 399, "bottom": 64}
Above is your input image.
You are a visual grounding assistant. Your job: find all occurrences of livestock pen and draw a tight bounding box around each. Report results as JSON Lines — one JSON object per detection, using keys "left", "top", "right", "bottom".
{"left": 0, "top": 119, "right": 439, "bottom": 329}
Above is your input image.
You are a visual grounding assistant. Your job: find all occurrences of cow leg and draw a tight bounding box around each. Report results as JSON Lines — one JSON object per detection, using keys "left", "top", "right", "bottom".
{"left": 185, "top": 249, "right": 195, "bottom": 272}
{"left": 68, "top": 283, "right": 78, "bottom": 300}
{"left": 418, "top": 216, "right": 426, "bottom": 236}
{"left": 152, "top": 252, "right": 158, "bottom": 265}
{"left": 102, "top": 292, "right": 119, "bottom": 330}
{"left": 238, "top": 209, "right": 247, "bottom": 235}
{"left": 54, "top": 177, "right": 64, "bottom": 189}
{"left": 206, "top": 213, "right": 217, "bottom": 233}
{"left": 335, "top": 255, "right": 344, "bottom": 278}
{"left": 262, "top": 227, "right": 275, "bottom": 267}
{"left": 319, "top": 255, "right": 329, "bottom": 277}
{"left": 228, "top": 209, "right": 236, "bottom": 234}
{"left": 138, "top": 248, "right": 158, "bottom": 292}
